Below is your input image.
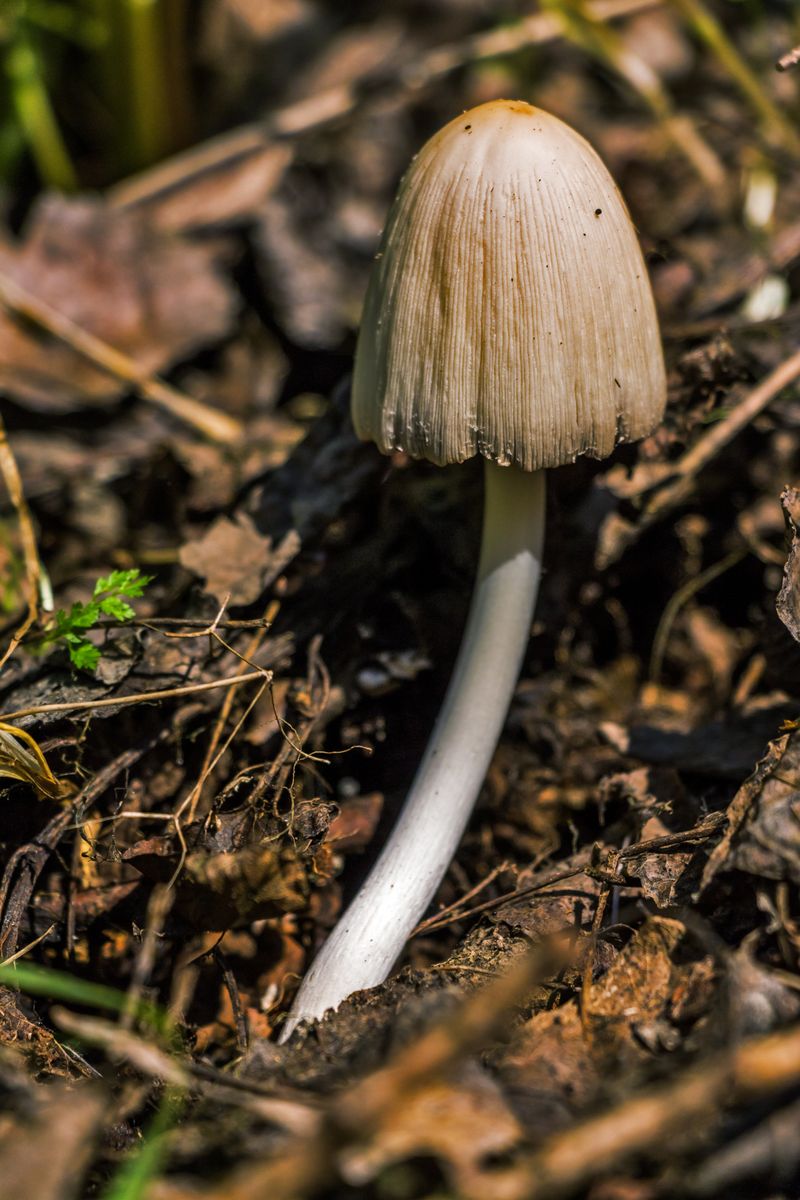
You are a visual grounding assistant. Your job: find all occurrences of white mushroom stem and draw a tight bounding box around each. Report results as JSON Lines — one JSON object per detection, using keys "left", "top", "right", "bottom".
{"left": 280, "top": 461, "right": 545, "bottom": 1040}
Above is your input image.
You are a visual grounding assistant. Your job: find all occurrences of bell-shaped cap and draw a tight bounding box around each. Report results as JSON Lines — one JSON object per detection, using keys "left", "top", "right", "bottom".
{"left": 352, "top": 100, "right": 666, "bottom": 471}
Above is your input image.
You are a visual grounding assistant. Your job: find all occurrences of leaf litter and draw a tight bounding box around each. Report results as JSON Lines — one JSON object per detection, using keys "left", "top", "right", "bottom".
{"left": 1, "top": 3, "right": 800, "bottom": 1198}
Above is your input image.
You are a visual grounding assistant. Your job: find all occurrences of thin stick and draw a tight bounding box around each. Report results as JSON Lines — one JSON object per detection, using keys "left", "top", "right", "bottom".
{"left": 411, "top": 860, "right": 511, "bottom": 935}
{"left": 677, "top": 348, "right": 800, "bottom": 479}
{"left": 412, "top": 815, "right": 724, "bottom": 937}
{"left": 0, "top": 669, "right": 269, "bottom": 723}
{"left": 0, "top": 272, "right": 242, "bottom": 445}
{"left": 26, "top": 615, "right": 273, "bottom": 636}
{"left": 214, "top": 947, "right": 250, "bottom": 1053}
{"left": 1, "top": 922, "right": 57, "bottom": 966}
{"left": 141, "top": 615, "right": 270, "bottom": 630}
{"left": 182, "top": 597, "right": 279, "bottom": 822}
{"left": 169, "top": 674, "right": 270, "bottom": 885}
{"left": 0, "top": 413, "right": 45, "bottom": 671}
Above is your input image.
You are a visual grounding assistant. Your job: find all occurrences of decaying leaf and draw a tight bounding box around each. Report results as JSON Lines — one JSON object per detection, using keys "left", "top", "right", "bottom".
{"left": 339, "top": 1062, "right": 522, "bottom": 1194}
{"left": 727, "top": 733, "right": 800, "bottom": 885}
{"left": 697, "top": 732, "right": 793, "bottom": 894}
{"left": 179, "top": 514, "right": 275, "bottom": 606}
{"left": 496, "top": 1003, "right": 601, "bottom": 1134}
{"left": 776, "top": 485, "right": 800, "bottom": 643}
{"left": 0, "top": 1083, "right": 105, "bottom": 1199}
{"left": 124, "top": 837, "right": 309, "bottom": 927}
{"left": 123, "top": 144, "right": 293, "bottom": 235}
{"left": 324, "top": 793, "right": 383, "bottom": 852}
{"left": 0, "top": 195, "right": 237, "bottom": 412}
{"left": 0, "top": 722, "right": 72, "bottom": 801}
{"left": 583, "top": 917, "right": 685, "bottom": 1059}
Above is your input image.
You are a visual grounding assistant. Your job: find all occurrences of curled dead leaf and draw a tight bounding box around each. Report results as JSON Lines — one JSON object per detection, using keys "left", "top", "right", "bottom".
{"left": 0, "top": 722, "right": 73, "bottom": 801}
{"left": 776, "top": 486, "right": 800, "bottom": 643}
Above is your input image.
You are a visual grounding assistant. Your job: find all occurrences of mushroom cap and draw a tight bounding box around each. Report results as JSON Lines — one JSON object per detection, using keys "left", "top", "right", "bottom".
{"left": 352, "top": 100, "right": 666, "bottom": 471}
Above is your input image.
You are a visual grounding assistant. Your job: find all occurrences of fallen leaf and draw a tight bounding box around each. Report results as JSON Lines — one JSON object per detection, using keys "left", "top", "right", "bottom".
{"left": 584, "top": 917, "right": 685, "bottom": 1061}
{"left": 697, "top": 732, "right": 791, "bottom": 894}
{"left": 776, "top": 486, "right": 800, "bottom": 643}
{"left": 124, "top": 838, "right": 309, "bottom": 927}
{"left": 0, "top": 195, "right": 237, "bottom": 412}
{"left": 0, "top": 1084, "right": 105, "bottom": 1200}
{"left": 325, "top": 793, "right": 384, "bottom": 852}
{"left": 124, "top": 144, "right": 293, "bottom": 234}
{"left": 728, "top": 733, "right": 800, "bottom": 886}
{"left": 179, "top": 514, "right": 273, "bottom": 606}
{"left": 497, "top": 1004, "right": 601, "bottom": 1134}
{"left": 339, "top": 1062, "right": 522, "bottom": 1194}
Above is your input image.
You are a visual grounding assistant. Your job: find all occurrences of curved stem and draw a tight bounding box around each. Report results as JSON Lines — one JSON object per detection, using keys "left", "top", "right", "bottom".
{"left": 280, "top": 462, "right": 545, "bottom": 1040}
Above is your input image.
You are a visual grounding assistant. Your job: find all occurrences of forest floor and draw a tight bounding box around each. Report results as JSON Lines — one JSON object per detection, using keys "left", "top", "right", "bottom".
{"left": 2, "top": 2, "right": 800, "bottom": 1198}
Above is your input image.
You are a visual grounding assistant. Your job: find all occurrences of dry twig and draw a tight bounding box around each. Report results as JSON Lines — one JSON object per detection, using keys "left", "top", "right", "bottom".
{"left": 598, "top": 346, "right": 800, "bottom": 565}
{"left": 0, "top": 669, "right": 270, "bottom": 723}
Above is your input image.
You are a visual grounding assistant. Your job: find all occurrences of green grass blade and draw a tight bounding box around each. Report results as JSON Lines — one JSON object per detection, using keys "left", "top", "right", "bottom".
{"left": 0, "top": 959, "right": 168, "bottom": 1034}
{"left": 4, "top": 30, "right": 77, "bottom": 189}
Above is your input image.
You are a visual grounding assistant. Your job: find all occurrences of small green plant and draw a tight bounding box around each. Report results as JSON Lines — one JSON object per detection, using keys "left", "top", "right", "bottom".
{"left": 38, "top": 567, "right": 153, "bottom": 670}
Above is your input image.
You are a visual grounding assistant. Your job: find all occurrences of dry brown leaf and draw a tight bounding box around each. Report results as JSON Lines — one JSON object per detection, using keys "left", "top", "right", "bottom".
{"left": 325, "top": 793, "right": 384, "bottom": 852}
{"left": 630, "top": 849, "right": 697, "bottom": 907}
{"left": 584, "top": 917, "right": 685, "bottom": 1060}
{"left": 179, "top": 514, "right": 273, "bottom": 606}
{"left": 497, "top": 1004, "right": 601, "bottom": 1133}
{"left": 0, "top": 1083, "right": 104, "bottom": 1199}
{"left": 727, "top": 733, "right": 800, "bottom": 886}
{"left": 697, "top": 732, "right": 791, "bottom": 895}
{"left": 776, "top": 486, "right": 800, "bottom": 643}
{"left": 124, "top": 838, "right": 309, "bottom": 927}
{"left": 130, "top": 145, "right": 293, "bottom": 234}
{"left": 0, "top": 195, "right": 237, "bottom": 412}
{"left": 339, "top": 1062, "right": 522, "bottom": 1195}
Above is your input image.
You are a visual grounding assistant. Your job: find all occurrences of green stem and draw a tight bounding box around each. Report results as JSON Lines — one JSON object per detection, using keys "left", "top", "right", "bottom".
{"left": 124, "top": 0, "right": 173, "bottom": 168}
{"left": 670, "top": 0, "right": 800, "bottom": 154}
{"left": 5, "top": 31, "right": 77, "bottom": 190}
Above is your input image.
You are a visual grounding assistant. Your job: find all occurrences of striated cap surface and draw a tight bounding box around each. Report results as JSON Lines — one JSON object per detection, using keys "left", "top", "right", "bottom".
{"left": 352, "top": 100, "right": 666, "bottom": 471}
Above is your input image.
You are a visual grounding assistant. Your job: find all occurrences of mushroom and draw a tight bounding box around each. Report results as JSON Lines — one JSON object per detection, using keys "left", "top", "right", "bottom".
{"left": 281, "top": 99, "right": 666, "bottom": 1039}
